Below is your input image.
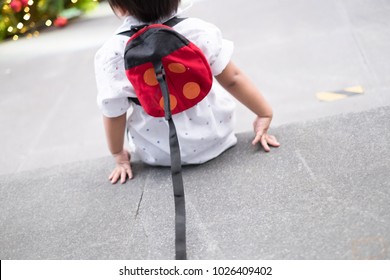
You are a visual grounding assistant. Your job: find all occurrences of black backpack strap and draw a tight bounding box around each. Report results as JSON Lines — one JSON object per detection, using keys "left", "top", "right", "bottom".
{"left": 164, "top": 17, "right": 186, "bottom": 27}
{"left": 118, "top": 17, "right": 186, "bottom": 37}
{"left": 118, "top": 24, "right": 148, "bottom": 37}
{"left": 154, "top": 61, "right": 187, "bottom": 260}
{"left": 128, "top": 97, "right": 141, "bottom": 106}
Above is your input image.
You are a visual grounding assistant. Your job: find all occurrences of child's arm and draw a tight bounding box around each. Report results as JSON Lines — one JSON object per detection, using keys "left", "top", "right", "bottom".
{"left": 103, "top": 114, "right": 133, "bottom": 184}
{"left": 215, "top": 61, "right": 280, "bottom": 152}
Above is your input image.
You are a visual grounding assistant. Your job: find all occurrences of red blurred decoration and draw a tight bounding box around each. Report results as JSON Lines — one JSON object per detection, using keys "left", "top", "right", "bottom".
{"left": 10, "top": 0, "right": 22, "bottom": 13}
{"left": 20, "top": 0, "right": 29, "bottom": 7}
{"left": 54, "top": 16, "right": 68, "bottom": 28}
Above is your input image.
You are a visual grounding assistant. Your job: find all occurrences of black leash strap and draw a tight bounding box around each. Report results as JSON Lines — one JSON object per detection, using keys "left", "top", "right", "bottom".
{"left": 121, "top": 18, "right": 188, "bottom": 260}
{"left": 154, "top": 62, "right": 187, "bottom": 260}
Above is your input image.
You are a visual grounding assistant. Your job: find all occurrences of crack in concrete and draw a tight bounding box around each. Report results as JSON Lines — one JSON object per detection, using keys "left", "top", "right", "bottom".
{"left": 134, "top": 188, "right": 144, "bottom": 219}
{"left": 132, "top": 168, "right": 152, "bottom": 258}
{"left": 295, "top": 149, "right": 317, "bottom": 181}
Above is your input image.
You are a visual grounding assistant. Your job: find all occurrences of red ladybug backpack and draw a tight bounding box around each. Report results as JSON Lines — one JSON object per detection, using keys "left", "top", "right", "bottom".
{"left": 119, "top": 17, "right": 213, "bottom": 260}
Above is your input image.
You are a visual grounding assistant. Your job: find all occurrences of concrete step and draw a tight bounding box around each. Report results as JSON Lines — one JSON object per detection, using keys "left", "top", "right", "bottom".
{"left": 1, "top": 106, "right": 389, "bottom": 259}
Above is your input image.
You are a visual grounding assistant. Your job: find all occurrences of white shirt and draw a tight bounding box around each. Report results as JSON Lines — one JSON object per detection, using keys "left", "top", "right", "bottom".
{"left": 95, "top": 14, "right": 237, "bottom": 166}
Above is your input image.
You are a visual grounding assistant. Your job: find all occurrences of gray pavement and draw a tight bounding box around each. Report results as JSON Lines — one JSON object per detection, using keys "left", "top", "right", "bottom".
{"left": 0, "top": 0, "right": 390, "bottom": 259}
{"left": 1, "top": 107, "right": 389, "bottom": 259}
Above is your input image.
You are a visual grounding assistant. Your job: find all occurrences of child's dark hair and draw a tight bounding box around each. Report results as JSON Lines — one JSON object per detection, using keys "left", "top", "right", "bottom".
{"left": 108, "top": 0, "right": 181, "bottom": 23}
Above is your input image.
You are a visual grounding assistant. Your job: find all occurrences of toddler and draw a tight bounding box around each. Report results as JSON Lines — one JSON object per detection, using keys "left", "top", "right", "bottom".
{"left": 95, "top": 0, "right": 280, "bottom": 184}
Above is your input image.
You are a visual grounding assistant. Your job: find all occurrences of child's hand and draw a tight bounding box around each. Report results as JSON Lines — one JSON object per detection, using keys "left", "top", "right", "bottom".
{"left": 252, "top": 116, "right": 280, "bottom": 152}
{"left": 109, "top": 149, "right": 133, "bottom": 184}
